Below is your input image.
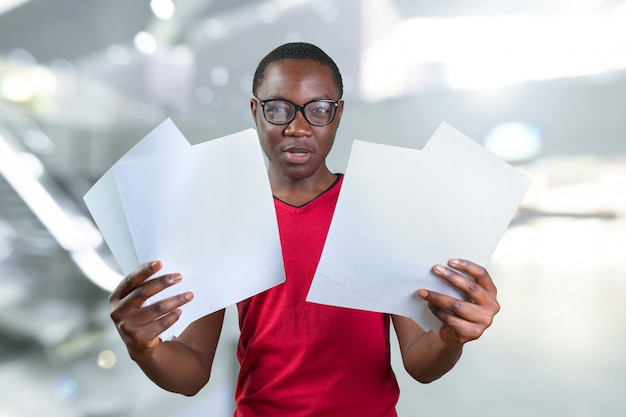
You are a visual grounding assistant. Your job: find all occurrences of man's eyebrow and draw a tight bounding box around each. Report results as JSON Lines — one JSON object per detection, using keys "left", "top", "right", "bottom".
{"left": 262, "top": 95, "right": 335, "bottom": 102}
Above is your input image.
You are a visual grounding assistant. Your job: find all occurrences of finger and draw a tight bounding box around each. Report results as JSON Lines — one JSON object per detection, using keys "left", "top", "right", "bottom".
{"left": 120, "top": 309, "right": 183, "bottom": 350}
{"left": 432, "top": 264, "right": 487, "bottom": 304}
{"left": 418, "top": 289, "right": 481, "bottom": 322}
{"left": 427, "top": 304, "right": 486, "bottom": 343}
{"left": 422, "top": 292, "right": 495, "bottom": 343}
{"left": 110, "top": 273, "right": 187, "bottom": 322}
{"left": 432, "top": 261, "right": 498, "bottom": 306}
{"left": 115, "top": 292, "right": 193, "bottom": 347}
{"left": 131, "top": 291, "right": 194, "bottom": 326}
{"left": 126, "top": 272, "right": 183, "bottom": 305}
{"left": 430, "top": 263, "right": 500, "bottom": 318}
{"left": 111, "top": 260, "right": 162, "bottom": 301}
{"left": 448, "top": 258, "right": 497, "bottom": 295}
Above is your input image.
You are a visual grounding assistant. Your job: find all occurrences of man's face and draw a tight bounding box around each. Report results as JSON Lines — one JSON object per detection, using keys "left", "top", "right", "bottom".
{"left": 251, "top": 58, "right": 343, "bottom": 182}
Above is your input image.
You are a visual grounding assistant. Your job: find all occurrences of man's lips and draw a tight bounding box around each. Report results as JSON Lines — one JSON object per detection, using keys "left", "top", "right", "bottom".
{"left": 284, "top": 147, "right": 313, "bottom": 164}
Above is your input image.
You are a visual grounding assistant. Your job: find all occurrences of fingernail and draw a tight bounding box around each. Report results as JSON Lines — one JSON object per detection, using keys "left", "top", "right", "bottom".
{"left": 449, "top": 258, "right": 461, "bottom": 266}
{"left": 434, "top": 265, "right": 445, "bottom": 273}
{"left": 184, "top": 292, "right": 194, "bottom": 301}
{"left": 417, "top": 289, "right": 428, "bottom": 299}
{"left": 143, "top": 261, "right": 157, "bottom": 273}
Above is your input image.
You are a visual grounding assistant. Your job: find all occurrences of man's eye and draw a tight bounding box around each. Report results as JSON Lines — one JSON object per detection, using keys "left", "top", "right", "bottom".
{"left": 307, "top": 102, "right": 331, "bottom": 115}
{"left": 309, "top": 105, "right": 330, "bottom": 114}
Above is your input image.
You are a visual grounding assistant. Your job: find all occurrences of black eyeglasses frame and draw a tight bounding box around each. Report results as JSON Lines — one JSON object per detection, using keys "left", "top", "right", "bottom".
{"left": 253, "top": 97, "right": 340, "bottom": 126}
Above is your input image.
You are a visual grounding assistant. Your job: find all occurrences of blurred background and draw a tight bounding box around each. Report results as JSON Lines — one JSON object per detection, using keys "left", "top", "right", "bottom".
{"left": 1, "top": 0, "right": 625, "bottom": 416}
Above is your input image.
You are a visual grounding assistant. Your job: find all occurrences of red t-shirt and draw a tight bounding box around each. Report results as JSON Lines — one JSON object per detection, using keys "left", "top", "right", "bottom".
{"left": 235, "top": 175, "right": 400, "bottom": 417}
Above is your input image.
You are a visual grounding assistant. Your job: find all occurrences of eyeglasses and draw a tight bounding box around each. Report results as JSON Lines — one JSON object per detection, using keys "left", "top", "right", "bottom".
{"left": 254, "top": 97, "right": 339, "bottom": 126}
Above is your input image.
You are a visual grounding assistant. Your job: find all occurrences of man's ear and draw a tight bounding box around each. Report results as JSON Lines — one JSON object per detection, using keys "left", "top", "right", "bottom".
{"left": 335, "top": 99, "right": 345, "bottom": 128}
{"left": 250, "top": 98, "right": 258, "bottom": 125}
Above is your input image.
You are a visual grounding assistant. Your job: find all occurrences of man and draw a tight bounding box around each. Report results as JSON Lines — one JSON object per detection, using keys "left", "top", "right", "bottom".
{"left": 109, "top": 42, "right": 500, "bottom": 416}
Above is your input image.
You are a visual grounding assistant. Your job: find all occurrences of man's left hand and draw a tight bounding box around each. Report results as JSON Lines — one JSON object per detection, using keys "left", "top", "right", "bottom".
{"left": 418, "top": 258, "right": 500, "bottom": 345}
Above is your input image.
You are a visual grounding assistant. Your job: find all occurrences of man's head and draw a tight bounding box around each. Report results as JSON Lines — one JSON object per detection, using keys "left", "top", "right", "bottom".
{"left": 253, "top": 42, "right": 343, "bottom": 99}
{"left": 250, "top": 43, "right": 344, "bottom": 186}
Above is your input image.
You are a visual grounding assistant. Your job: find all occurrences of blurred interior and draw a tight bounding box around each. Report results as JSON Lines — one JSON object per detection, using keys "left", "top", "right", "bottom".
{"left": 1, "top": 0, "right": 625, "bottom": 416}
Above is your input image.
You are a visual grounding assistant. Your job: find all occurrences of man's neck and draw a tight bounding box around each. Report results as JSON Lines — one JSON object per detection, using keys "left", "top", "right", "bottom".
{"left": 269, "top": 168, "right": 337, "bottom": 207}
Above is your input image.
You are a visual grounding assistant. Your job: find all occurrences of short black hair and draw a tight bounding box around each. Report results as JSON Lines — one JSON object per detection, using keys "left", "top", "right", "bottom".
{"left": 252, "top": 42, "right": 343, "bottom": 98}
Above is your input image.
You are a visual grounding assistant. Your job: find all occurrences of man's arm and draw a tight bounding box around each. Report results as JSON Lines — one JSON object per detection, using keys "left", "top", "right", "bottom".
{"left": 391, "top": 315, "right": 462, "bottom": 383}
{"left": 109, "top": 261, "right": 225, "bottom": 396}
{"left": 392, "top": 258, "right": 499, "bottom": 383}
{"left": 131, "top": 310, "right": 225, "bottom": 396}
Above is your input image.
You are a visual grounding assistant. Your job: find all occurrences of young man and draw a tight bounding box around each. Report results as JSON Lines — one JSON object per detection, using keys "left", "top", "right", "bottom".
{"left": 109, "top": 42, "right": 500, "bottom": 416}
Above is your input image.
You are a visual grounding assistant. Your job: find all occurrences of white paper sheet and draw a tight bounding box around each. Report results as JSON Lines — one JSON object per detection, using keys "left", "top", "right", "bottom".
{"left": 83, "top": 118, "right": 190, "bottom": 290}
{"left": 307, "top": 121, "right": 531, "bottom": 330}
{"left": 113, "top": 129, "right": 284, "bottom": 337}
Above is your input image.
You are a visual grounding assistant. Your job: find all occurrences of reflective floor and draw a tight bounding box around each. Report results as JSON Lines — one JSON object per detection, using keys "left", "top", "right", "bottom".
{"left": 1, "top": 155, "right": 625, "bottom": 417}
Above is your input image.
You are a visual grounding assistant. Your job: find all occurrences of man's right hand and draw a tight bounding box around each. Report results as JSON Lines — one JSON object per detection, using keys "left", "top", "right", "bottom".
{"left": 109, "top": 260, "right": 194, "bottom": 362}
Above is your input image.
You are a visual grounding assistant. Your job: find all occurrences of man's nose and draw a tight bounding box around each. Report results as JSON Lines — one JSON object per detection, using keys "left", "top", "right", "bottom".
{"left": 284, "top": 109, "right": 312, "bottom": 135}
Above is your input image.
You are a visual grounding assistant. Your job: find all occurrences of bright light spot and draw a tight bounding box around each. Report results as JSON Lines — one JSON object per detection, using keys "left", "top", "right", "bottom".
{"left": 150, "top": 0, "right": 175, "bottom": 20}
{"left": 204, "top": 18, "right": 225, "bottom": 39}
{"left": 172, "top": 45, "right": 194, "bottom": 66}
{"left": 98, "top": 350, "right": 117, "bottom": 369}
{"left": 0, "top": 67, "right": 54, "bottom": 104}
{"left": 257, "top": 3, "right": 278, "bottom": 24}
{"left": 522, "top": 156, "right": 626, "bottom": 218}
{"left": 484, "top": 122, "right": 542, "bottom": 162}
{"left": 54, "top": 377, "right": 79, "bottom": 402}
{"left": 210, "top": 66, "right": 229, "bottom": 87}
{"left": 0, "top": 239, "right": 12, "bottom": 263}
{"left": 23, "top": 129, "right": 54, "bottom": 154}
{"left": 360, "top": 39, "right": 407, "bottom": 101}
{"left": 310, "top": 1, "right": 340, "bottom": 24}
{"left": 0, "top": 0, "right": 31, "bottom": 15}
{"left": 0, "top": 266, "right": 25, "bottom": 304}
{"left": 195, "top": 85, "right": 215, "bottom": 104}
{"left": 134, "top": 31, "right": 158, "bottom": 55}
{"left": 1, "top": 73, "right": 34, "bottom": 102}
{"left": 2, "top": 68, "right": 57, "bottom": 103}
{"left": 31, "top": 66, "right": 57, "bottom": 97}
{"left": 50, "top": 58, "right": 77, "bottom": 77}
{"left": 7, "top": 47, "right": 36, "bottom": 66}
{"left": 0, "top": 280, "right": 23, "bottom": 306}
{"left": 106, "top": 44, "right": 131, "bottom": 65}
{"left": 362, "top": 11, "right": 626, "bottom": 96}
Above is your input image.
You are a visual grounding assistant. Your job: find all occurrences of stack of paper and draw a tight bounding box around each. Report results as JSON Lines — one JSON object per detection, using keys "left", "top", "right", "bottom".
{"left": 83, "top": 119, "right": 285, "bottom": 337}
{"left": 307, "top": 122, "right": 531, "bottom": 331}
